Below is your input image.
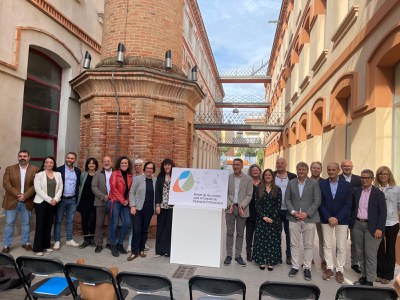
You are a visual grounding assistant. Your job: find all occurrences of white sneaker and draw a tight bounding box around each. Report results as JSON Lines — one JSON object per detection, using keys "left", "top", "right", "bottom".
{"left": 45, "top": 248, "right": 53, "bottom": 253}
{"left": 36, "top": 252, "right": 44, "bottom": 256}
{"left": 144, "top": 244, "right": 150, "bottom": 251}
{"left": 66, "top": 239, "right": 79, "bottom": 247}
{"left": 53, "top": 241, "right": 61, "bottom": 250}
{"left": 127, "top": 246, "right": 132, "bottom": 252}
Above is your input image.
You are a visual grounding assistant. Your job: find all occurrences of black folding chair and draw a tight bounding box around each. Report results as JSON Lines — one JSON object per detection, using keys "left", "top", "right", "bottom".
{"left": 16, "top": 256, "right": 76, "bottom": 299}
{"left": 335, "top": 285, "right": 398, "bottom": 300}
{"left": 0, "top": 252, "right": 34, "bottom": 299}
{"left": 259, "top": 281, "right": 320, "bottom": 299}
{"left": 64, "top": 262, "right": 128, "bottom": 300}
{"left": 117, "top": 271, "right": 173, "bottom": 299}
{"left": 189, "top": 275, "right": 246, "bottom": 300}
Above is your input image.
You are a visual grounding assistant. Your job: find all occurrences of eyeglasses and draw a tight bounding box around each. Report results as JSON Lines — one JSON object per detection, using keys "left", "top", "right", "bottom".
{"left": 342, "top": 166, "right": 352, "bottom": 168}
{"left": 360, "top": 177, "right": 373, "bottom": 180}
{"left": 378, "top": 173, "right": 389, "bottom": 176}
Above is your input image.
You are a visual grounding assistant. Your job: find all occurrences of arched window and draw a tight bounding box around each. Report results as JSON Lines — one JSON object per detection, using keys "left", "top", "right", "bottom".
{"left": 21, "top": 49, "right": 61, "bottom": 165}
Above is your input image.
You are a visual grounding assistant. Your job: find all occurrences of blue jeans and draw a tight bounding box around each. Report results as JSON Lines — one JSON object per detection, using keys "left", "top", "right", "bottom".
{"left": 54, "top": 197, "right": 77, "bottom": 241}
{"left": 107, "top": 201, "right": 130, "bottom": 245}
{"left": 279, "top": 209, "right": 291, "bottom": 259}
{"left": 3, "top": 202, "right": 31, "bottom": 247}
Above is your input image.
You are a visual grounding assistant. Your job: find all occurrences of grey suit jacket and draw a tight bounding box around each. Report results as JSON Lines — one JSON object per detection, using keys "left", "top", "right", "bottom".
{"left": 226, "top": 172, "right": 253, "bottom": 217}
{"left": 285, "top": 177, "right": 321, "bottom": 223}
{"left": 91, "top": 169, "right": 111, "bottom": 207}
{"left": 129, "top": 174, "right": 156, "bottom": 210}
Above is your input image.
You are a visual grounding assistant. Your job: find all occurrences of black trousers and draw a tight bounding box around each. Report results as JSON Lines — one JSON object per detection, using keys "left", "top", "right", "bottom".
{"left": 279, "top": 209, "right": 291, "bottom": 259}
{"left": 155, "top": 208, "right": 173, "bottom": 255}
{"left": 81, "top": 210, "right": 96, "bottom": 238}
{"left": 131, "top": 205, "right": 153, "bottom": 255}
{"left": 33, "top": 202, "right": 56, "bottom": 252}
{"left": 245, "top": 219, "right": 256, "bottom": 256}
{"left": 377, "top": 223, "right": 399, "bottom": 280}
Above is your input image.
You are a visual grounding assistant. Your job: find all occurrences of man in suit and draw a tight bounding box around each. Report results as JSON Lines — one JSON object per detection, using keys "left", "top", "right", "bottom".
{"left": 339, "top": 159, "right": 362, "bottom": 273}
{"left": 224, "top": 158, "right": 253, "bottom": 267}
{"left": 319, "top": 162, "right": 352, "bottom": 283}
{"left": 53, "top": 152, "right": 81, "bottom": 249}
{"left": 2, "top": 150, "right": 38, "bottom": 253}
{"left": 91, "top": 156, "right": 113, "bottom": 253}
{"left": 285, "top": 162, "right": 321, "bottom": 281}
{"left": 274, "top": 157, "right": 297, "bottom": 265}
{"left": 351, "top": 169, "right": 387, "bottom": 286}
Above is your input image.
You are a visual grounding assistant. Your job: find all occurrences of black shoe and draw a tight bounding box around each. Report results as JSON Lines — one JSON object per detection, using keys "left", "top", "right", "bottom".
{"left": 235, "top": 256, "right": 246, "bottom": 267}
{"left": 223, "top": 256, "right": 232, "bottom": 266}
{"left": 90, "top": 238, "right": 96, "bottom": 247}
{"left": 111, "top": 245, "right": 119, "bottom": 257}
{"left": 286, "top": 257, "right": 292, "bottom": 265}
{"left": 351, "top": 264, "right": 361, "bottom": 273}
{"left": 79, "top": 240, "right": 90, "bottom": 249}
{"left": 246, "top": 254, "right": 252, "bottom": 262}
{"left": 95, "top": 245, "right": 103, "bottom": 253}
{"left": 365, "top": 281, "right": 373, "bottom": 286}
{"left": 354, "top": 277, "right": 367, "bottom": 285}
{"left": 106, "top": 243, "right": 111, "bottom": 250}
{"left": 304, "top": 269, "right": 312, "bottom": 281}
{"left": 288, "top": 268, "right": 298, "bottom": 277}
{"left": 118, "top": 244, "right": 127, "bottom": 254}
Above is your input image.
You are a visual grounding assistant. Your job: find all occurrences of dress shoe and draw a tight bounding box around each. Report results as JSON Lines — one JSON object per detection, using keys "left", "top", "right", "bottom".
{"left": 259, "top": 265, "right": 265, "bottom": 270}
{"left": 246, "top": 255, "right": 252, "bottom": 262}
{"left": 139, "top": 251, "right": 146, "bottom": 258}
{"left": 381, "top": 279, "right": 390, "bottom": 284}
{"left": 95, "top": 245, "right": 103, "bottom": 253}
{"left": 1, "top": 247, "right": 10, "bottom": 254}
{"left": 321, "top": 260, "right": 327, "bottom": 272}
{"left": 304, "top": 269, "right": 312, "bottom": 281}
{"left": 111, "top": 245, "right": 119, "bottom": 257}
{"left": 351, "top": 264, "right": 361, "bottom": 273}
{"left": 323, "top": 269, "right": 334, "bottom": 281}
{"left": 267, "top": 266, "right": 274, "bottom": 271}
{"left": 335, "top": 271, "right": 345, "bottom": 284}
{"left": 79, "top": 240, "right": 90, "bottom": 249}
{"left": 235, "top": 256, "right": 246, "bottom": 267}
{"left": 90, "top": 239, "right": 96, "bottom": 247}
{"left": 22, "top": 244, "right": 32, "bottom": 251}
{"left": 354, "top": 277, "right": 367, "bottom": 285}
{"left": 223, "top": 256, "right": 232, "bottom": 266}
{"left": 127, "top": 253, "right": 138, "bottom": 261}
{"left": 375, "top": 277, "right": 382, "bottom": 282}
{"left": 106, "top": 243, "right": 111, "bottom": 250}
{"left": 118, "top": 244, "right": 127, "bottom": 254}
{"left": 286, "top": 257, "right": 292, "bottom": 265}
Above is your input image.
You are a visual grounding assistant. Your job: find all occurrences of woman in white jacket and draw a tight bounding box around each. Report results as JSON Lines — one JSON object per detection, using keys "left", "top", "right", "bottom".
{"left": 33, "top": 156, "right": 63, "bottom": 256}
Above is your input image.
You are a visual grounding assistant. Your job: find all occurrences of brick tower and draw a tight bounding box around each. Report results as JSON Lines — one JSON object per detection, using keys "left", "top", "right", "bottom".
{"left": 71, "top": 0, "right": 204, "bottom": 168}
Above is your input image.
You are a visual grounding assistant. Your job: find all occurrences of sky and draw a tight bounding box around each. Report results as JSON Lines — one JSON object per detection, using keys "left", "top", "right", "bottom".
{"left": 197, "top": 0, "right": 281, "bottom": 96}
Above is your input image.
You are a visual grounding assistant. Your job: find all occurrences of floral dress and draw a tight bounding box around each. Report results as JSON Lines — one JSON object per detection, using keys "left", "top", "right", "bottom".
{"left": 252, "top": 187, "right": 282, "bottom": 266}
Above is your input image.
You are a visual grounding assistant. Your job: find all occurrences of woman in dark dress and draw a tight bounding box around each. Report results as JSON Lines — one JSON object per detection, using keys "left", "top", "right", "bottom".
{"left": 155, "top": 158, "right": 175, "bottom": 257}
{"left": 253, "top": 168, "right": 282, "bottom": 270}
{"left": 246, "top": 164, "right": 262, "bottom": 262}
{"left": 77, "top": 157, "right": 98, "bottom": 248}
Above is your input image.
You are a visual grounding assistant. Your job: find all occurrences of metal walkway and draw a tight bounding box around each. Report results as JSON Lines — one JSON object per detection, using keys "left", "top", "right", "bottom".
{"left": 215, "top": 95, "right": 270, "bottom": 108}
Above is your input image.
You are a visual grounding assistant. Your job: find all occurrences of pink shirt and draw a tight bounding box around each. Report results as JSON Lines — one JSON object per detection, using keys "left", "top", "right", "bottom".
{"left": 357, "top": 187, "right": 371, "bottom": 219}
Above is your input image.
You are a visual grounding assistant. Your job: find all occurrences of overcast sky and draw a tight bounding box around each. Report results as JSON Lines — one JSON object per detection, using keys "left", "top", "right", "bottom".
{"left": 197, "top": 0, "right": 281, "bottom": 96}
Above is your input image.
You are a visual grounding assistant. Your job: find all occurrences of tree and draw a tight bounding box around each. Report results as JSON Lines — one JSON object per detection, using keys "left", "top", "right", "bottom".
{"left": 256, "top": 148, "right": 264, "bottom": 167}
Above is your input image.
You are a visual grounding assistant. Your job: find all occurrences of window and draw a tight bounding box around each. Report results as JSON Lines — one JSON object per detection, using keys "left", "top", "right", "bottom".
{"left": 20, "top": 49, "right": 61, "bottom": 166}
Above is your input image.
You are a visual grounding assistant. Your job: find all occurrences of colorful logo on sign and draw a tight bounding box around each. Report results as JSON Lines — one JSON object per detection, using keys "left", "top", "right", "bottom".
{"left": 173, "top": 170, "right": 195, "bottom": 192}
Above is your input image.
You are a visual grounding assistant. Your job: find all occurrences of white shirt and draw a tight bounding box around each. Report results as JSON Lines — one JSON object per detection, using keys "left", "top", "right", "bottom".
{"left": 233, "top": 175, "right": 241, "bottom": 204}
{"left": 275, "top": 175, "right": 289, "bottom": 209}
{"left": 298, "top": 179, "right": 306, "bottom": 198}
{"left": 105, "top": 169, "right": 112, "bottom": 195}
{"left": 19, "top": 164, "right": 28, "bottom": 194}
{"left": 343, "top": 174, "right": 352, "bottom": 182}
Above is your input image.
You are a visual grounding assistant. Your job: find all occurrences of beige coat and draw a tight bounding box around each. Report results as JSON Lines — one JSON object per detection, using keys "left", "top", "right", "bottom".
{"left": 226, "top": 172, "right": 253, "bottom": 217}
{"left": 33, "top": 171, "right": 63, "bottom": 204}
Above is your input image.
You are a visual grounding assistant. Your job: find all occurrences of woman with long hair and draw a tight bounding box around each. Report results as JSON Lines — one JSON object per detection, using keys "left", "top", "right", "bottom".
{"left": 246, "top": 164, "right": 262, "bottom": 262}
{"left": 374, "top": 166, "right": 400, "bottom": 284}
{"left": 252, "top": 168, "right": 282, "bottom": 270}
{"left": 128, "top": 161, "right": 157, "bottom": 261}
{"left": 77, "top": 157, "right": 98, "bottom": 248}
{"left": 33, "top": 156, "right": 63, "bottom": 256}
{"left": 107, "top": 156, "right": 133, "bottom": 257}
{"left": 155, "top": 158, "right": 175, "bottom": 257}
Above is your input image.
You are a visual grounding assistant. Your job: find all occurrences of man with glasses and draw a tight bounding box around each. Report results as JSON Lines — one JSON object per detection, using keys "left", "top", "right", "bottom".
{"left": 224, "top": 158, "right": 253, "bottom": 267}
{"left": 339, "top": 159, "right": 362, "bottom": 273}
{"left": 351, "top": 169, "right": 386, "bottom": 286}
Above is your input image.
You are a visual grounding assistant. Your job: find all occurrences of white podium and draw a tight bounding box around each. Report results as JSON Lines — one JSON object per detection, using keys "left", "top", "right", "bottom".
{"left": 170, "top": 205, "right": 222, "bottom": 267}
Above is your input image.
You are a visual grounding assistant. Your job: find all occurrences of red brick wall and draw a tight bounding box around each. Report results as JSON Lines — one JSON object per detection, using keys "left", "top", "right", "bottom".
{"left": 101, "top": 0, "right": 183, "bottom": 68}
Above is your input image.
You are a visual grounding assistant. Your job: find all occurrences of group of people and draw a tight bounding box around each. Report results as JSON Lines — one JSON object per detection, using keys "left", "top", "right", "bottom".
{"left": 2, "top": 150, "right": 175, "bottom": 261}
{"left": 224, "top": 157, "right": 399, "bottom": 287}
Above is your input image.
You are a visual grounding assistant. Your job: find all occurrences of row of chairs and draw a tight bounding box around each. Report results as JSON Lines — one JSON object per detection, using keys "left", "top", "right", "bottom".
{"left": 1, "top": 252, "right": 398, "bottom": 299}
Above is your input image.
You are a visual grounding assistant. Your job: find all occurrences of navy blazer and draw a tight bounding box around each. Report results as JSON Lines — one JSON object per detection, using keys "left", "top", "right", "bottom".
{"left": 350, "top": 186, "right": 387, "bottom": 236}
{"left": 319, "top": 179, "right": 352, "bottom": 225}
{"left": 56, "top": 164, "right": 81, "bottom": 198}
{"left": 339, "top": 174, "right": 361, "bottom": 190}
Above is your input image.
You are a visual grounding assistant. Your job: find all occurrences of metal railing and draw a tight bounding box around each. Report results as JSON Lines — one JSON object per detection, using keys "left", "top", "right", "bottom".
{"left": 215, "top": 95, "right": 265, "bottom": 103}
{"left": 218, "top": 65, "right": 268, "bottom": 77}
{"left": 194, "top": 111, "right": 284, "bottom": 126}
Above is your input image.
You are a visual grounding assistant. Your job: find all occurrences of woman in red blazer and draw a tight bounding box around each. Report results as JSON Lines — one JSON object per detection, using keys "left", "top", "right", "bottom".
{"left": 107, "top": 156, "right": 133, "bottom": 257}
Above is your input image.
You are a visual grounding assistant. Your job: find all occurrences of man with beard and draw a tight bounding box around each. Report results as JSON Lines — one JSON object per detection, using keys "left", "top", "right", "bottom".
{"left": 53, "top": 152, "right": 81, "bottom": 249}
{"left": 2, "top": 150, "right": 38, "bottom": 253}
